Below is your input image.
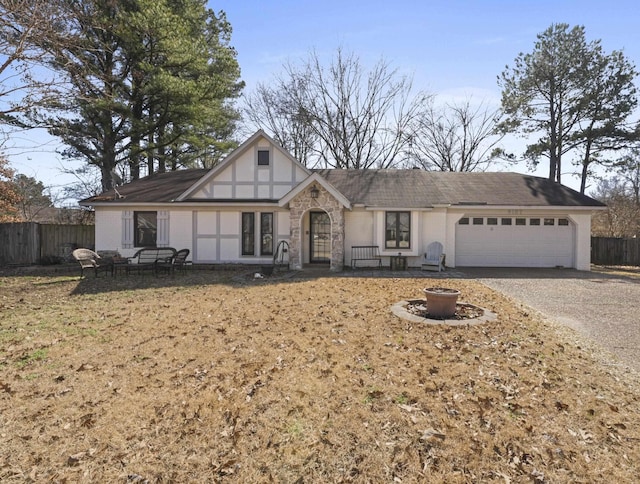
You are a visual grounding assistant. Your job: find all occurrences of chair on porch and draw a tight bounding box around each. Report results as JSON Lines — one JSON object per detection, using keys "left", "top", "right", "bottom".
{"left": 422, "top": 241, "right": 445, "bottom": 272}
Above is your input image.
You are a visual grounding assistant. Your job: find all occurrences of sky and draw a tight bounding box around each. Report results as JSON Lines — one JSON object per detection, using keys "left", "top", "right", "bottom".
{"left": 6, "top": 0, "right": 640, "bottom": 202}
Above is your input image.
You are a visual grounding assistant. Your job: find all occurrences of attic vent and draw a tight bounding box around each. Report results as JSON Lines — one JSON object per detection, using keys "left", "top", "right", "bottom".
{"left": 257, "top": 149, "right": 270, "bottom": 166}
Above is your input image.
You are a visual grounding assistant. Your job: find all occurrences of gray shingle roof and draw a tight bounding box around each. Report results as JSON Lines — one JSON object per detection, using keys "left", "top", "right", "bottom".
{"left": 81, "top": 169, "right": 209, "bottom": 204}
{"left": 81, "top": 168, "right": 604, "bottom": 208}
{"left": 316, "top": 170, "right": 605, "bottom": 207}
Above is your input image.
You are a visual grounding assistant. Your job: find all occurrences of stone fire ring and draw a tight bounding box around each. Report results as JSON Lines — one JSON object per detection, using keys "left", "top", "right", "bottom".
{"left": 391, "top": 299, "right": 497, "bottom": 326}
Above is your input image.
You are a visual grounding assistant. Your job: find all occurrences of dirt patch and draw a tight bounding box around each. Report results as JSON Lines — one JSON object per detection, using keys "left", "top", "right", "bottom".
{"left": 1, "top": 268, "right": 640, "bottom": 482}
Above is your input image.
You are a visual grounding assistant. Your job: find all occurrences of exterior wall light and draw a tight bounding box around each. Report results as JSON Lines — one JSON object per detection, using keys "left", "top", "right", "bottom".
{"left": 310, "top": 185, "right": 319, "bottom": 199}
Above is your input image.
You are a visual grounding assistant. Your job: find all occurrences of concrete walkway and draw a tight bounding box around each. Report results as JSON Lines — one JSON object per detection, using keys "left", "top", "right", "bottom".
{"left": 460, "top": 268, "right": 640, "bottom": 373}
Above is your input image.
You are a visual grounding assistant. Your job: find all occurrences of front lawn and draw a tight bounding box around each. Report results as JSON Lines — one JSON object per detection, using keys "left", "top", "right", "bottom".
{"left": 1, "top": 268, "right": 639, "bottom": 482}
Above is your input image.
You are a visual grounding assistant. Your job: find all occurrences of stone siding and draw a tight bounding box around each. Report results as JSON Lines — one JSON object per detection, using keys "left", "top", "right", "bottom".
{"left": 288, "top": 184, "right": 345, "bottom": 271}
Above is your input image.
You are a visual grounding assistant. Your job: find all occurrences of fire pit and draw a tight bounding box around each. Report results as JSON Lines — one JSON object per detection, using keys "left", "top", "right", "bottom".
{"left": 423, "top": 287, "right": 460, "bottom": 318}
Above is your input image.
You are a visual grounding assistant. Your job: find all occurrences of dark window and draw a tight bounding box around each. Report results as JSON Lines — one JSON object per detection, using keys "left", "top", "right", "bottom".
{"left": 487, "top": 217, "right": 498, "bottom": 225}
{"left": 459, "top": 217, "right": 469, "bottom": 225}
{"left": 473, "top": 217, "right": 484, "bottom": 225}
{"left": 385, "top": 211, "right": 411, "bottom": 249}
{"left": 516, "top": 218, "right": 526, "bottom": 226}
{"left": 558, "top": 218, "right": 569, "bottom": 226}
{"left": 530, "top": 218, "right": 540, "bottom": 226}
{"left": 260, "top": 213, "right": 273, "bottom": 256}
{"left": 242, "top": 213, "right": 255, "bottom": 255}
{"left": 501, "top": 218, "right": 512, "bottom": 226}
{"left": 544, "top": 218, "right": 555, "bottom": 226}
{"left": 257, "top": 149, "right": 270, "bottom": 166}
{"left": 134, "top": 211, "right": 157, "bottom": 247}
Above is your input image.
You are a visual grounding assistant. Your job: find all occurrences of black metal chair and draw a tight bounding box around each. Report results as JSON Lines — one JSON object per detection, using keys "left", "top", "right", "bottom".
{"left": 156, "top": 248, "right": 191, "bottom": 275}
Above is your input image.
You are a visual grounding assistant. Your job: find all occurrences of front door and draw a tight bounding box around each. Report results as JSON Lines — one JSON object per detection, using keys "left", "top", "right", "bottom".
{"left": 310, "top": 211, "right": 331, "bottom": 263}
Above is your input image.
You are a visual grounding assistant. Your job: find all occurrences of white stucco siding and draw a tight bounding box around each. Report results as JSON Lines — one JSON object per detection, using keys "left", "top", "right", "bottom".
{"left": 219, "top": 238, "right": 239, "bottom": 260}
{"left": 277, "top": 212, "right": 290, "bottom": 240}
{"left": 272, "top": 153, "right": 293, "bottom": 182}
{"left": 94, "top": 208, "right": 190, "bottom": 257}
{"left": 95, "top": 209, "right": 122, "bottom": 253}
{"left": 189, "top": 138, "right": 308, "bottom": 201}
{"left": 216, "top": 165, "right": 233, "bottom": 182}
{"left": 420, "top": 209, "right": 447, "bottom": 250}
{"left": 192, "top": 208, "right": 286, "bottom": 264}
{"left": 196, "top": 238, "right": 217, "bottom": 261}
{"left": 168, "top": 211, "right": 193, "bottom": 256}
{"left": 219, "top": 212, "right": 239, "bottom": 235}
{"left": 197, "top": 211, "right": 218, "bottom": 235}
{"left": 234, "top": 154, "right": 255, "bottom": 182}
{"left": 344, "top": 210, "right": 374, "bottom": 266}
{"left": 569, "top": 212, "right": 592, "bottom": 271}
{"left": 343, "top": 210, "right": 451, "bottom": 267}
{"left": 273, "top": 185, "right": 293, "bottom": 199}
{"left": 344, "top": 210, "right": 374, "bottom": 245}
{"left": 257, "top": 184, "right": 271, "bottom": 199}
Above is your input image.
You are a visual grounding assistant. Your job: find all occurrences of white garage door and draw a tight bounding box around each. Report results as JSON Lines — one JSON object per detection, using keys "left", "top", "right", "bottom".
{"left": 455, "top": 216, "right": 575, "bottom": 268}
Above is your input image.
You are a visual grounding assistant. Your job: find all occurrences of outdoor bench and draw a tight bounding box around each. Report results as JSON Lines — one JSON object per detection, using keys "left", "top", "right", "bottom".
{"left": 127, "top": 247, "right": 177, "bottom": 275}
{"left": 351, "top": 245, "right": 383, "bottom": 269}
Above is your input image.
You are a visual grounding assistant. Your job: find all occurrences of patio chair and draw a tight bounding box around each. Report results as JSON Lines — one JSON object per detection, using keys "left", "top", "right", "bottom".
{"left": 172, "top": 248, "right": 191, "bottom": 273}
{"left": 156, "top": 248, "right": 191, "bottom": 275}
{"left": 422, "top": 241, "right": 445, "bottom": 272}
{"left": 72, "top": 248, "right": 113, "bottom": 277}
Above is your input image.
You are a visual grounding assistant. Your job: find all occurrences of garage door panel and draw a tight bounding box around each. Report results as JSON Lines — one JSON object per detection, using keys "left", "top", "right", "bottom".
{"left": 456, "top": 220, "right": 574, "bottom": 268}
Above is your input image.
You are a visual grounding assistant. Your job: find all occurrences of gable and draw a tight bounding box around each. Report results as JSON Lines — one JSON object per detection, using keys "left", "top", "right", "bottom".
{"left": 179, "top": 130, "right": 309, "bottom": 201}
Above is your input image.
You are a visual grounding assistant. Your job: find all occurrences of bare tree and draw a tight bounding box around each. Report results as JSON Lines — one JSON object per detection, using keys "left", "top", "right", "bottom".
{"left": 590, "top": 176, "right": 640, "bottom": 238}
{"left": 243, "top": 49, "right": 428, "bottom": 169}
{"left": 409, "top": 98, "right": 504, "bottom": 171}
{"left": 614, "top": 148, "right": 640, "bottom": 206}
{"left": 242, "top": 78, "right": 318, "bottom": 164}
{"left": 0, "top": 0, "right": 63, "bottom": 125}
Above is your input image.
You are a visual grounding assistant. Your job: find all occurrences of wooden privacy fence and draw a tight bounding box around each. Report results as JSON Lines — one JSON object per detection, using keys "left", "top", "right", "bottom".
{"left": 0, "top": 223, "right": 95, "bottom": 265}
{"left": 591, "top": 237, "right": 640, "bottom": 266}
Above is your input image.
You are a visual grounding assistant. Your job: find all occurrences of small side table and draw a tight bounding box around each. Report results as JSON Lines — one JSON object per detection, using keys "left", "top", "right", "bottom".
{"left": 390, "top": 254, "right": 407, "bottom": 271}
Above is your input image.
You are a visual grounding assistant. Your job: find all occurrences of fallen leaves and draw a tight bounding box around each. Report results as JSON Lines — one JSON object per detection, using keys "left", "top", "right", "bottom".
{"left": 1, "top": 270, "right": 640, "bottom": 482}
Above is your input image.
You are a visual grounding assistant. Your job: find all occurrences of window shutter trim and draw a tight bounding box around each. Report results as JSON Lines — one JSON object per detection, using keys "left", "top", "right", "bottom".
{"left": 157, "top": 210, "right": 170, "bottom": 247}
{"left": 122, "top": 211, "right": 133, "bottom": 249}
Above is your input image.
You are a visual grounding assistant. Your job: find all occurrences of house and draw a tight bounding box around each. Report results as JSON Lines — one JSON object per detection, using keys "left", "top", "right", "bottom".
{"left": 80, "top": 130, "right": 605, "bottom": 271}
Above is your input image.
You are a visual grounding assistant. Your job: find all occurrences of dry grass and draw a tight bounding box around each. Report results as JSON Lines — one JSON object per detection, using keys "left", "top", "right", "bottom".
{"left": 593, "top": 265, "right": 640, "bottom": 280}
{"left": 1, "top": 267, "right": 640, "bottom": 483}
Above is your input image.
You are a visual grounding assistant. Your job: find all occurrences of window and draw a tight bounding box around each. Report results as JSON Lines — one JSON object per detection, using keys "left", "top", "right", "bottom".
{"left": 501, "top": 218, "right": 512, "bottom": 225}
{"left": 473, "top": 217, "right": 484, "bottom": 225}
{"left": 558, "top": 218, "right": 569, "bottom": 226}
{"left": 260, "top": 213, "right": 273, "bottom": 256}
{"left": 487, "top": 217, "right": 498, "bottom": 225}
{"left": 257, "top": 149, "right": 270, "bottom": 166}
{"left": 544, "top": 218, "right": 555, "bottom": 226}
{"left": 515, "top": 218, "right": 526, "bottom": 226}
{"left": 385, "top": 211, "right": 411, "bottom": 249}
{"left": 530, "top": 218, "right": 540, "bottom": 226}
{"left": 459, "top": 217, "right": 469, "bottom": 225}
{"left": 242, "top": 213, "right": 255, "bottom": 255}
{"left": 134, "top": 211, "right": 157, "bottom": 247}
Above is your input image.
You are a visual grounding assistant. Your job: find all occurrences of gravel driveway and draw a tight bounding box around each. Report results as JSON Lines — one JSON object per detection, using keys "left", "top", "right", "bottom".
{"left": 461, "top": 267, "right": 640, "bottom": 373}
